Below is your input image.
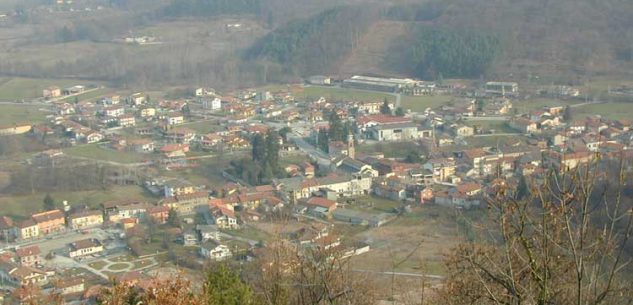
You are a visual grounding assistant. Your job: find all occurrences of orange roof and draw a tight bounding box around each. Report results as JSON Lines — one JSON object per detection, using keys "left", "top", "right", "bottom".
{"left": 32, "top": 210, "right": 64, "bottom": 223}
{"left": 306, "top": 197, "right": 337, "bottom": 209}
{"left": 160, "top": 144, "right": 188, "bottom": 152}
{"left": 16, "top": 245, "right": 41, "bottom": 258}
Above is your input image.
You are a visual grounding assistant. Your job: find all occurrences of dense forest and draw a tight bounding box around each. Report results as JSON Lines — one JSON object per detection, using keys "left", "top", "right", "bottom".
{"left": 407, "top": 26, "right": 501, "bottom": 79}
{"left": 247, "top": 6, "right": 377, "bottom": 76}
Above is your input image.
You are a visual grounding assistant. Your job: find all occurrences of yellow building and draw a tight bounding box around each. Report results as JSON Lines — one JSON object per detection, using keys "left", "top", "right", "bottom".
{"left": 68, "top": 210, "right": 104, "bottom": 230}
{"left": 0, "top": 124, "right": 32, "bottom": 136}
{"left": 16, "top": 220, "right": 39, "bottom": 240}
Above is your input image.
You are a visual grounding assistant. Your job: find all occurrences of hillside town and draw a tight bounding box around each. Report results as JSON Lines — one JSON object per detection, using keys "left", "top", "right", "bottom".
{"left": 0, "top": 74, "right": 631, "bottom": 304}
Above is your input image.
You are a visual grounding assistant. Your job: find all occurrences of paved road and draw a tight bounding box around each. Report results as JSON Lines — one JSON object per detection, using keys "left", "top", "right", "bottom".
{"left": 352, "top": 269, "right": 445, "bottom": 279}
{"left": 290, "top": 133, "right": 331, "bottom": 167}
{"left": 470, "top": 133, "right": 525, "bottom": 137}
{"left": 47, "top": 255, "right": 110, "bottom": 280}
{"left": 2, "top": 228, "right": 114, "bottom": 254}
{"left": 462, "top": 116, "right": 510, "bottom": 121}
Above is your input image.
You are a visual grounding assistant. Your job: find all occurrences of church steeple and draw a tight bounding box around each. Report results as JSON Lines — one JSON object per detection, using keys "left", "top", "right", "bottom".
{"left": 347, "top": 134, "right": 355, "bottom": 159}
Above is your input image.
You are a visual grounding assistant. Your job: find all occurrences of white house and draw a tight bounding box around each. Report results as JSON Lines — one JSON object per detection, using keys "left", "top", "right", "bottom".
{"left": 203, "top": 98, "right": 222, "bottom": 111}
{"left": 199, "top": 241, "right": 232, "bottom": 261}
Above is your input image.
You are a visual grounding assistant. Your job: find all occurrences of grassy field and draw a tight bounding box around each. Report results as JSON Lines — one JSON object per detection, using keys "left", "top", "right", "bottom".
{"left": 60, "top": 88, "right": 112, "bottom": 103}
{"left": 0, "top": 104, "right": 49, "bottom": 125}
{"left": 512, "top": 98, "right": 580, "bottom": 113}
{"left": 357, "top": 141, "right": 421, "bottom": 159}
{"left": 63, "top": 144, "right": 149, "bottom": 164}
{"left": 0, "top": 77, "right": 100, "bottom": 100}
{"left": 572, "top": 102, "right": 633, "bottom": 120}
{"left": 296, "top": 86, "right": 395, "bottom": 102}
{"left": 0, "top": 185, "right": 153, "bottom": 218}
{"left": 400, "top": 95, "right": 453, "bottom": 112}
{"left": 463, "top": 120, "right": 518, "bottom": 134}
{"left": 349, "top": 205, "right": 466, "bottom": 276}
{"left": 181, "top": 120, "right": 223, "bottom": 134}
{"left": 465, "top": 134, "right": 530, "bottom": 147}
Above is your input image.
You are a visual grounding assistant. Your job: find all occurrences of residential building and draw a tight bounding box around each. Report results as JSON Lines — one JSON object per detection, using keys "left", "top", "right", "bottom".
{"left": 210, "top": 206, "right": 238, "bottom": 229}
{"left": 509, "top": 117, "right": 539, "bottom": 134}
{"left": 452, "top": 124, "right": 475, "bottom": 137}
{"left": 424, "top": 158, "right": 456, "bottom": 182}
{"left": 147, "top": 206, "right": 170, "bottom": 224}
{"left": 15, "top": 246, "right": 41, "bottom": 267}
{"left": 166, "top": 113, "right": 184, "bottom": 125}
{"left": 0, "top": 263, "right": 48, "bottom": 286}
{"left": 54, "top": 278, "right": 85, "bottom": 296}
{"left": 69, "top": 239, "right": 104, "bottom": 258}
{"left": 306, "top": 197, "right": 338, "bottom": 216}
{"left": 139, "top": 107, "right": 156, "bottom": 118}
{"left": 163, "top": 179, "right": 196, "bottom": 198}
{"left": 165, "top": 127, "right": 196, "bottom": 144}
{"left": 127, "top": 139, "right": 155, "bottom": 153}
{"left": 68, "top": 210, "right": 103, "bottom": 230}
{"left": 103, "top": 106, "right": 125, "bottom": 117}
{"left": 31, "top": 210, "right": 65, "bottom": 235}
{"left": 368, "top": 122, "right": 421, "bottom": 141}
{"left": 199, "top": 241, "right": 232, "bottom": 261}
{"left": 163, "top": 192, "right": 209, "bottom": 216}
{"left": 117, "top": 115, "right": 136, "bottom": 127}
{"left": 43, "top": 86, "right": 62, "bottom": 98}
{"left": 485, "top": 82, "right": 519, "bottom": 96}
{"left": 16, "top": 219, "right": 39, "bottom": 240}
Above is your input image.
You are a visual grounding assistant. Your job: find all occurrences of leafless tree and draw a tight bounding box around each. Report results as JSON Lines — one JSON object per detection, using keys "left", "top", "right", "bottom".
{"left": 437, "top": 158, "right": 633, "bottom": 305}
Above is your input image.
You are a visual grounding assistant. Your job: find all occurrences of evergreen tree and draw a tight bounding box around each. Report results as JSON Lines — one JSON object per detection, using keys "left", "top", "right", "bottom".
{"left": 167, "top": 208, "right": 180, "bottom": 227}
{"left": 317, "top": 128, "right": 329, "bottom": 153}
{"left": 204, "top": 265, "right": 255, "bottom": 305}
{"left": 182, "top": 104, "right": 191, "bottom": 117}
{"left": 404, "top": 151, "right": 422, "bottom": 163}
{"left": 265, "top": 130, "right": 281, "bottom": 173}
{"left": 380, "top": 98, "right": 391, "bottom": 115}
{"left": 328, "top": 111, "right": 344, "bottom": 141}
{"left": 43, "top": 193, "right": 55, "bottom": 211}
{"left": 251, "top": 134, "right": 266, "bottom": 162}
{"left": 395, "top": 107, "right": 405, "bottom": 116}
{"left": 74, "top": 96, "right": 79, "bottom": 104}
{"left": 563, "top": 105, "right": 573, "bottom": 121}
{"left": 278, "top": 127, "right": 291, "bottom": 143}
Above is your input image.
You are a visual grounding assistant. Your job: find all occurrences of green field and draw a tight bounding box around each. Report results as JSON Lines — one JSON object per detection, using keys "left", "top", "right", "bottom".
{"left": 0, "top": 104, "right": 49, "bottom": 125}
{"left": 512, "top": 98, "right": 580, "bottom": 114}
{"left": 400, "top": 95, "right": 453, "bottom": 112}
{"left": 0, "top": 77, "right": 100, "bottom": 100}
{"left": 572, "top": 102, "right": 633, "bottom": 120}
{"left": 0, "top": 185, "right": 153, "bottom": 218}
{"left": 463, "top": 120, "right": 517, "bottom": 134}
{"left": 60, "top": 88, "right": 112, "bottom": 103}
{"left": 181, "top": 120, "right": 223, "bottom": 134}
{"left": 296, "top": 86, "right": 395, "bottom": 102}
{"left": 465, "top": 134, "right": 530, "bottom": 147}
{"left": 64, "top": 144, "right": 149, "bottom": 164}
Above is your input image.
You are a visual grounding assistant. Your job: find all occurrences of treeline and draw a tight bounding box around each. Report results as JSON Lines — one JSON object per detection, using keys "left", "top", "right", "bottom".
{"left": 162, "top": 0, "right": 262, "bottom": 17}
{"left": 227, "top": 130, "right": 285, "bottom": 185}
{"left": 247, "top": 5, "right": 377, "bottom": 76}
{"left": 408, "top": 26, "right": 501, "bottom": 79}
